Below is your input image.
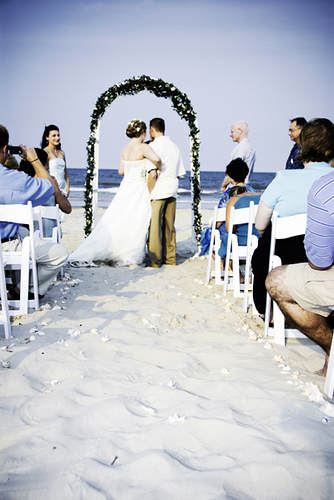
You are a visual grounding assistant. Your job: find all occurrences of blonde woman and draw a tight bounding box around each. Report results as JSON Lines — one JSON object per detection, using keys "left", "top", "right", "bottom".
{"left": 69, "top": 120, "right": 161, "bottom": 267}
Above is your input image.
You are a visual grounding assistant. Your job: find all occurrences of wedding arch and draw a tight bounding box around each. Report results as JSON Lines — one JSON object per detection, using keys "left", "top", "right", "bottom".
{"left": 84, "top": 75, "right": 201, "bottom": 243}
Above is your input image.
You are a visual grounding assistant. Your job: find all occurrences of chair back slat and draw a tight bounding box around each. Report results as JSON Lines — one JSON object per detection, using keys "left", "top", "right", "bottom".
{"left": 273, "top": 212, "right": 307, "bottom": 240}
{"left": 0, "top": 242, "right": 11, "bottom": 339}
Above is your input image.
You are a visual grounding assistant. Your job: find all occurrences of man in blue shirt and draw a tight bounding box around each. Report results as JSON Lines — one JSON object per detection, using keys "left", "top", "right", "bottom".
{"left": 0, "top": 125, "right": 68, "bottom": 297}
{"left": 266, "top": 118, "right": 334, "bottom": 377}
{"left": 285, "top": 117, "right": 307, "bottom": 169}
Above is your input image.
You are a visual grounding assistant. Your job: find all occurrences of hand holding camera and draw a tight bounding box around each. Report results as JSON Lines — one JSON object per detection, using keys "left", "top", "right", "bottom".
{"left": 7, "top": 145, "right": 23, "bottom": 155}
{"left": 7, "top": 145, "right": 38, "bottom": 164}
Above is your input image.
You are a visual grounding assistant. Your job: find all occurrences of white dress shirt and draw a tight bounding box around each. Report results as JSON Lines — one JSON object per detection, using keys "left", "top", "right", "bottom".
{"left": 150, "top": 136, "right": 186, "bottom": 200}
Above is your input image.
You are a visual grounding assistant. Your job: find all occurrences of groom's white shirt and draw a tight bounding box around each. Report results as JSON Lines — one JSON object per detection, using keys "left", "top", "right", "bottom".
{"left": 149, "top": 136, "right": 186, "bottom": 200}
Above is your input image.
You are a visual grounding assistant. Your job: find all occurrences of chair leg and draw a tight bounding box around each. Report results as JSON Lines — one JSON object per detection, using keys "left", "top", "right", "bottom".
{"left": 243, "top": 258, "right": 251, "bottom": 312}
{"left": 223, "top": 238, "right": 232, "bottom": 296}
{"left": 206, "top": 230, "right": 215, "bottom": 284}
{"left": 0, "top": 282, "right": 11, "bottom": 340}
{"left": 232, "top": 248, "right": 241, "bottom": 298}
{"left": 324, "top": 335, "right": 334, "bottom": 399}
{"left": 273, "top": 300, "right": 286, "bottom": 346}
{"left": 214, "top": 232, "right": 222, "bottom": 285}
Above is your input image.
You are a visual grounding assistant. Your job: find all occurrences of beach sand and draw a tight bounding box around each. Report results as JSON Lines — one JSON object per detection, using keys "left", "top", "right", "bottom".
{"left": 1, "top": 207, "right": 334, "bottom": 499}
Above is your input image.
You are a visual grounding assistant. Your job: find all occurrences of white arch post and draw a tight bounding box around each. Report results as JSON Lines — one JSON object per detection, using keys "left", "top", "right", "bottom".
{"left": 190, "top": 119, "right": 200, "bottom": 244}
{"left": 92, "top": 119, "right": 100, "bottom": 228}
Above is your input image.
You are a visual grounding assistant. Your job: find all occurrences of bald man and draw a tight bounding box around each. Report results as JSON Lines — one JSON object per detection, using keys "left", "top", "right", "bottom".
{"left": 221, "top": 121, "right": 256, "bottom": 192}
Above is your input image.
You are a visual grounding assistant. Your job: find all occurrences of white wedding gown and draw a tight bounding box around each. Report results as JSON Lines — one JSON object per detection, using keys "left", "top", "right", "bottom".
{"left": 69, "top": 159, "right": 151, "bottom": 266}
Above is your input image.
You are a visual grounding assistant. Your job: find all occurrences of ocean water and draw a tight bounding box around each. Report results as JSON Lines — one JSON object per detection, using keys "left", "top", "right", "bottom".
{"left": 67, "top": 169, "right": 276, "bottom": 209}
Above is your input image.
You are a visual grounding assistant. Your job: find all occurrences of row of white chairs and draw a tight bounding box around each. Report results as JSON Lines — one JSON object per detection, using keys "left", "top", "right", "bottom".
{"left": 205, "top": 205, "right": 334, "bottom": 399}
{"left": 0, "top": 202, "right": 62, "bottom": 339}
{"left": 205, "top": 200, "right": 258, "bottom": 311}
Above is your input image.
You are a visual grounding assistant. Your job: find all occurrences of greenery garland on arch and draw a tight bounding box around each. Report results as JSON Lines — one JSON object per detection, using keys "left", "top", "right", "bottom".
{"left": 85, "top": 75, "right": 201, "bottom": 242}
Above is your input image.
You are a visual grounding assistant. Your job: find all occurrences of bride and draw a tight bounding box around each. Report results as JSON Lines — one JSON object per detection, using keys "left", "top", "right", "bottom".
{"left": 69, "top": 119, "right": 161, "bottom": 267}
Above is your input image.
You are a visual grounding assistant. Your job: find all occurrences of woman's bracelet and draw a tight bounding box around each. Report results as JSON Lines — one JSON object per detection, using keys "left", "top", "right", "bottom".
{"left": 31, "top": 158, "right": 39, "bottom": 162}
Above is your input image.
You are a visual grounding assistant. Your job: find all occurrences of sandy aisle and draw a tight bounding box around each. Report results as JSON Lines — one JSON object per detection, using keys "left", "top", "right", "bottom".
{"left": 0, "top": 208, "right": 333, "bottom": 499}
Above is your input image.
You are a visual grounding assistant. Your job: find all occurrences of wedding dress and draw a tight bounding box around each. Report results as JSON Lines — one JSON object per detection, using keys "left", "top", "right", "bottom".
{"left": 49, "top": 157, "right": 67, "bottom": 221}
{"left": 49, "top": 158, "right": 67, "bottom": 194}
{"left": 69, "top": 159, "right": 151, "bottom": 266}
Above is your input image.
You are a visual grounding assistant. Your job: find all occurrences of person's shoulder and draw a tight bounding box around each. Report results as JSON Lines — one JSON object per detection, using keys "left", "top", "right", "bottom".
{"left": 235, "top": 193, "right": 261, "bottom": 208}
{"left": 310, "top": 168, "right": 334, "bottom": 194}
{"left": 0, "top": 166, "right": 48, "bottom": 188}
{"left": 0, "top": 165, "right": 24, "bottom": 181}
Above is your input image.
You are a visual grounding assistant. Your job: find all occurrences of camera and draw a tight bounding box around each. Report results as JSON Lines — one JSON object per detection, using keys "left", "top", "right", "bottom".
{"left": 8, "top": 145, "right": 23, "bottom": 155}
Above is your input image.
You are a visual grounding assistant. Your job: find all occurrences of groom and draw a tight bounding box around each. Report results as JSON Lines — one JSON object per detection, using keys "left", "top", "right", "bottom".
{"left": 148, "top": 118, "right": 186, "bottom": 268}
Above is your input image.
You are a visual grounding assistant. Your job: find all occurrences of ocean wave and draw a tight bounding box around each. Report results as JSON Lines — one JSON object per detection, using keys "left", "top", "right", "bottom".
{"left": 201, "top": 189, "right": 219, "bottom": 195}
{"left": 70, "top": 187, "right": 119, "bottom": 194}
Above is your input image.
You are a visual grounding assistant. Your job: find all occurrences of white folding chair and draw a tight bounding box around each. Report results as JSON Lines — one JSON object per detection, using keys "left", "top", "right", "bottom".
{"left": 0, "top": 242, "right": 11, "bottom": 339}
{"left": 34, "top": 204, "right": 63, "bottom": 278}
{"left": 205, "top": 206, "right": 226, "bottom": 285}
{"left": 0, "top": 201, "right": 39, "bottom": 316}
{"left": 324, "top": 306, "right": 334, "bottom": 399}
{"left": 223, "top": 201, "right": 259, "bottom": 298}
{"left": 33, "top": 204, "right": 61, "bottom": 243}
{"left": 264, "top": 211, "right": 307, "bottom": 343}
{"left": 243, "top": 203, "right": 259, "bottom": 312}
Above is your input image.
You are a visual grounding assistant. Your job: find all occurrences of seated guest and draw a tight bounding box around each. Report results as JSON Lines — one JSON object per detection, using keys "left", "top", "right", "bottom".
{"left": 218, "top": 157, "right": 256, "bottom": 206}
{"left": 19, "top": 148, "right": 71, "bottom": 237}
{"left": 252, "top": 118, "right": 333, "bottom": 316}
{"left": 217, "top": 186, "right": 261, "bottom": 271}
{"left": 198, "top": 158, "right": 256, "bottom": 257}
{"left": 0, "top": 125, "right": 68, "bottom": 298}
{"left": 266, "top": 166, "right": 334, "bottom": 376}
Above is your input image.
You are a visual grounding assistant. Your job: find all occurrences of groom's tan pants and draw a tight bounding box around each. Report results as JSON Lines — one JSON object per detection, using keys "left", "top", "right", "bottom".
{"left": 148, "top": 197, "right": 176, "bottom": 268}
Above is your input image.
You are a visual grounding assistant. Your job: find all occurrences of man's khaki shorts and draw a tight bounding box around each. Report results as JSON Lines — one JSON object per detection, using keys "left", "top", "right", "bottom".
{"left": 286, "top": 263, "right": 334, "bottom": 317}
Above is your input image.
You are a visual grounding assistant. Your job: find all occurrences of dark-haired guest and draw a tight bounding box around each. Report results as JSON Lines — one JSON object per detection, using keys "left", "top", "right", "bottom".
{"left": 41, "top": 124, "right": 70, "bottom": 199}
{"left": 197, "top": 158, "right": 256, "bottom": 258}
{"left": 19, "top": 148, "right": 71, "bottom": 237}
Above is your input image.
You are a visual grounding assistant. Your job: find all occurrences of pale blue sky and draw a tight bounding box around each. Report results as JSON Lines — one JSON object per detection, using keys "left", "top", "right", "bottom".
{"left": 1, "top": 0, "right": 333, "bottom": 172}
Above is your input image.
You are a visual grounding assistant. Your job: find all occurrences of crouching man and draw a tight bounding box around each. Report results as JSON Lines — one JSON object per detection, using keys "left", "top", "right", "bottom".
{"left": 0, "top": 124, "right": 68, "bottom": 298}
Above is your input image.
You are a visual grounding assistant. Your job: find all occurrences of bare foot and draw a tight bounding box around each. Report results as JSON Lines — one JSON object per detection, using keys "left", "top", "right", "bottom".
{"left": 314, "top": 355, "right": 329, "bottom": 377}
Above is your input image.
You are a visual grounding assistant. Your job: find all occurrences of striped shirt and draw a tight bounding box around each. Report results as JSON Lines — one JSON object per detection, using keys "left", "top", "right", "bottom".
{"left": 305, "top": 169, "right": 334, "bottom": 268}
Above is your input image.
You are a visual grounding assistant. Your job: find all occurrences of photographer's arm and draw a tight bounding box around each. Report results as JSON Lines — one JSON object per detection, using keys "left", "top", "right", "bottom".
{"left": 51, "top": 177, "right": 72, "bottom": 214}
{"left": 63, "top": 153, "right": 70, "bottom": 197}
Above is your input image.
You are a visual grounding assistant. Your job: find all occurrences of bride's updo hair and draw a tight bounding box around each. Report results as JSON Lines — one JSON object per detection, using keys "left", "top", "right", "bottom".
{"left": 126, "top": 119, "right": 146, "bottom": 138}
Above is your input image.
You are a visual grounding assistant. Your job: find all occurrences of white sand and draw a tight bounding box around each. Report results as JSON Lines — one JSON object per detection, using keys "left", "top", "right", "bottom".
{"left": 1, "top": 208, "right": 334, "bottom": 499}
